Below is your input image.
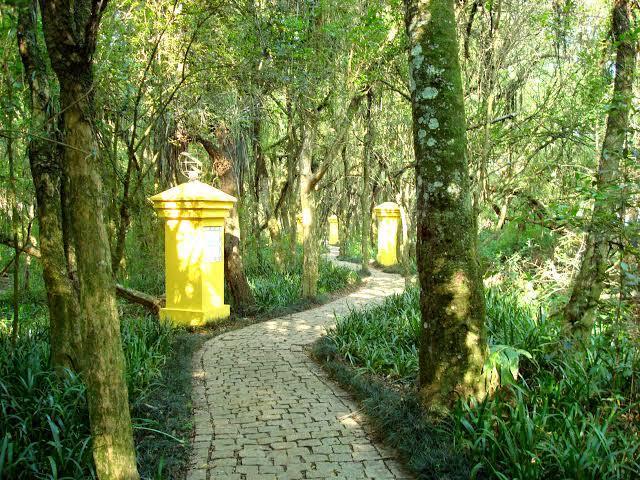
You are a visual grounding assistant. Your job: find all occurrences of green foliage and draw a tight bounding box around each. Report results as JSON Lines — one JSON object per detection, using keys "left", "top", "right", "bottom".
{"left": 457, "top": 330, "right": 640, "bottom": 479}
{"left": 117, "top": 225, "right": 165, "bottom": 297}
{"left": 328, "top": 288, "right": 420, "bottom": 380}
{"left": 313, "top": 337, "right": 473, "bottom": 480}
{"left": 134, "top": 330, "right": 209, "bottom": 480}
{"left": 479, "top": 221, "right": 557, "bottom": 274}
{"left": 0, "top": 301, "right": 174, "bottom": 479}
{"left": 336, "top": 236, "right": 376, "bottom": 265}
{"left": 245, "top": 241, "right": 359, "bottom": 314}
{"left": 0, "top": 305, "right": 93, "bottom": 479}
{"left": 324, "top": 287, "right": 640, "bottom": 478}
{"left": 120, "top": 315, "right": 174, "bottom": 407}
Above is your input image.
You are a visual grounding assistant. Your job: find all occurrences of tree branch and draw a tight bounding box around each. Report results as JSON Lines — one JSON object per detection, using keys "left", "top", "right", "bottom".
{"left": 0, "top": 235, "right": 163, "bottom": 315}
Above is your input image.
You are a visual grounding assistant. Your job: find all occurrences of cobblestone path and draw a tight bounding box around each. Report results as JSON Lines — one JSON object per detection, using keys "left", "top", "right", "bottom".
{"left": 188, "top": 249, "right": 409, "bottom": 479}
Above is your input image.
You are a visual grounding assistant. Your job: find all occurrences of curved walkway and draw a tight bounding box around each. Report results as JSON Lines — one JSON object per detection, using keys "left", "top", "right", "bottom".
{"left": 188, "top": 249, "right": 409, "bottom": 479}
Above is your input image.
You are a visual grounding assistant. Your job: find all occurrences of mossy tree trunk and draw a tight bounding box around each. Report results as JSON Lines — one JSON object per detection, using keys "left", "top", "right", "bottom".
{"left": 339, "top": 145, "right": 350, "bottom": 258}
{"left": 404, "top": 0, "right": 493, "bottom": 408}
{"left": 39, "top": 0, "right": 140, "bottom": 477}
{"left": 563, "top": 0, "right": 636, "bottom": 337}
{"left": 2, "top": 59, "right": 20, "bottom": 344}
{"left": 300, "top": 126, "right": 319, "bottom": 298}
{"left": 199, "top": 133, "right": 256, "bottom": 314}
{"left": 285, "top": 92, "right": 299, "bottom": 257}
{"left": 360, "top": 88, "right": 374, "bottom": 274}
{"left": 17, "top": 0, "right": 81, "bottom": 371}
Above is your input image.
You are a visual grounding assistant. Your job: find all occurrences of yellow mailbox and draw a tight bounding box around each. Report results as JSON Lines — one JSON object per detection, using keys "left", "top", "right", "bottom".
{"left": 296, "top": 213, "right": 303, "bottom": 244}
{"left": 328, "top": 215, "right": 339, "bottom": 245}
{"left": 150, "top": 180, "right": 237, "bottom": 326}
{"left": 374, "top": 202, "right": 401, "bottom": 267}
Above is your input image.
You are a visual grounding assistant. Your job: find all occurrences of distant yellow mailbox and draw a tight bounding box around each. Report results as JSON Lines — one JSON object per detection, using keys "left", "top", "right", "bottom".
{"left": 328, "top": 215, "right": 339, "bottom": 245}
{"left": 150, "top": 180, "right": 237, "bottom": 326}
{"left": 374, "top": 202, "right": 401, "bottom": 267}
{"left": 296, "top": 213, "right": 303, "bottom": 244}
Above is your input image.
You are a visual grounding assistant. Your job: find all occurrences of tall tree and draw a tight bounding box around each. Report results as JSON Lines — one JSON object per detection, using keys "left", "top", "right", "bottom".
{"left": 404, "top": 0, "right": 493, "bottom": 407}
{"left": 360, "top": 87, "right": 374, "bottom": 274}
{"left": 298, "top": 95, "right": 362, "bottom": 298}
{"left": 38, "top": 0, "right": 140, "bottom": 477}
{"left": 2, "top": 58, "right": 20, "bottom": 344}
{"left": 563, "top": 0, "right": 637, "bottom": 336}
{"left": 17, "top": 0, "right": 81, "bottom": 373}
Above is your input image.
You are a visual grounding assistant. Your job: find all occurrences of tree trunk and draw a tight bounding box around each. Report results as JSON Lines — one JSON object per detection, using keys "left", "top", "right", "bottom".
{"left": 199, "top": 134, "right": 256, "bottom": 314}
{"left": 338, "top": 145, "right": 350, "bottom": 258}
{"left": 563, "top": 0, "right": 636, "bottom": 337}
{"left": 285, "top": 96, "right": 299, "bottom": 257}
{"left": 297, "top": 94, "right": 363, "bottom": 298}
{"left": 404, "top": 0, "right": 493, "bottom": 408}
{"left": 300, "top": 127, "right": 319, "bottom": 299}
{"left": 360, "top": 88, "right": 374, "bottom": 274}
{"left": 111, "top": 150, "right": 135, "bottom": 276}
{"left": 23, "top": 208, "right": 35, "bottom": 292}
{"left": 3, "top": 60, "right": 21, "bottom": 345}
{"left": 39, "top": 0, "right": 140, "bottom": 477}
{"left": 17, "top": 1, "right": 81, "bottom": 371}
{"left": 252, "top": 100, "right": 270, "bottom": 236}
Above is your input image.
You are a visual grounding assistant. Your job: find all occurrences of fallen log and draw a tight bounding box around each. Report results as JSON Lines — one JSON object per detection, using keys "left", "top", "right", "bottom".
{"left": 0, "top": 234, "right": 163, "bottom": 315}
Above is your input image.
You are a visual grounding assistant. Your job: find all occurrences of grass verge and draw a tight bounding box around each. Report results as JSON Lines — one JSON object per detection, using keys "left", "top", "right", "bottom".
{"left": 318, "top": 286, "right": 640, "bottom": 479}
{"left": 311, "top": 337, "right": 473, "bottom": 479}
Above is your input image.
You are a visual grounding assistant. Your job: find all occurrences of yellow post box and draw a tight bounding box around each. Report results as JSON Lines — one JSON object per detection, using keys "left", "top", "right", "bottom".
{"left": 374, "top": 202, "right": 401, "bottom": 267}
{"left": 296, "top": 213, "right": 303, "bottom": 244}
{"left": 328, "top": 215, "right": 339, "bottom": 246}
{"left": 150, "top": 180, "right": 237, "bottom": 326}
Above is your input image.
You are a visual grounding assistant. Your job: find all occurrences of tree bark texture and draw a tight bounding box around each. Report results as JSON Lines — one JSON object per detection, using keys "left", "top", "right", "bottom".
{"left": 404, "top": 0, "right": 492, "bottom": 407}
{"left": 563, "top": 0, "right": 636, "bottom": 337}
{"left": 39, "top": 0, "right": 140, "bottom": 477}
{"left": 339, "top": 145, "right": 350, "bottom": 258}
{"left": 3, "top": 59, "right": 21, "bottom": 344}
{"left": 17, "top": 1, "right": 82, "bottom": 371}
{"left": 361, "top": 88, "right": 374, "bottom": 274}
{"left": 299, "top": 127, "right": 319, "bottom": 299}
{"left": 199, "top": 133, "right": 257, "bottom": 314}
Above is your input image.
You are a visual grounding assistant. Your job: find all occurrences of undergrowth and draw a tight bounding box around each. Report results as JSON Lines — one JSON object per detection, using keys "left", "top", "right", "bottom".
{"left": 245, "top": 242, "right": 360, "bottom": 314}
{"left": 313, "top": 336, "right": 473, "bottom": 479}
{"left": 322, "top": 287, "right": 640, "bottom": 479}
{"left": 0, "top": 301, "right": 175, "bottom": 479}
{"left": 0, "top": 239, "right": 360, "bottom": 478}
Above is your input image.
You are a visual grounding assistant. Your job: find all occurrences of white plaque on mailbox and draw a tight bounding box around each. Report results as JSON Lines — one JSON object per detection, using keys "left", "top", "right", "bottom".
{"left": 203, "top": 226, "right": 223, "bottom": 262}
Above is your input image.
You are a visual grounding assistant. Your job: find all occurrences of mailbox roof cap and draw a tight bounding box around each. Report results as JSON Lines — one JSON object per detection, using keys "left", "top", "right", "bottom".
{"left": 149, "top": 180, "right": 237, "bottom": 203}
{"left": 374, "top": 201, "right": 401, "bottom": 216}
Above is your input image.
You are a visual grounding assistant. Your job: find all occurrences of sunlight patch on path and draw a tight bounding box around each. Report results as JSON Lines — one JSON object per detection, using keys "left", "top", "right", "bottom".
{"left": 187, "top": 247, "right": 410, "bottom": 479}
